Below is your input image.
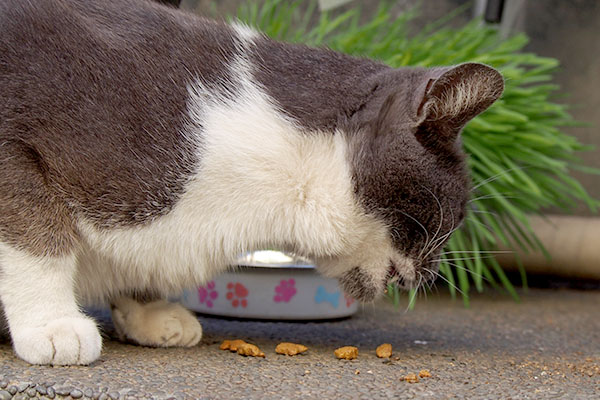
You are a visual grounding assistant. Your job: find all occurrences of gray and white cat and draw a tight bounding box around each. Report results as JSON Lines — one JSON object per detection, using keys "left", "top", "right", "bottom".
{"left": 0, "top": 0, "right": 503, "bottom": 365}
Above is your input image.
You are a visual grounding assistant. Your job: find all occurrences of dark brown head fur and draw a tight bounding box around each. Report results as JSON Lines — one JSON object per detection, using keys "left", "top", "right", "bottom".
{"left": 248, "top": 35, "right": 503, "bottom": 294}
{"left": 346, "top": 64, "right": 503, "bottom": 294}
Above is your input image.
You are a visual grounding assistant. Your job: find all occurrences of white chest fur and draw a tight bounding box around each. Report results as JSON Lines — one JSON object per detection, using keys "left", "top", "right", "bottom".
{"left": 74, "top": 55, "right": 376, "bottom": 304}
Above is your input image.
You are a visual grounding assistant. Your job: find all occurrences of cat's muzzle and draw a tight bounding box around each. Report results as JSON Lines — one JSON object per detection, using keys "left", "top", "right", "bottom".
{"left": 388, "top": 257, "right": 441, "bottom": 292}
{"left": 386, "top": 263, "right": 413, "bottom": 291}
{"left": 386, "top": 256, "right": 425, "bottom": 289}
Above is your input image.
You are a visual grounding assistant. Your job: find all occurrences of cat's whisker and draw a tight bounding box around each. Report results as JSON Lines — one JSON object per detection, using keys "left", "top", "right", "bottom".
{"left": 443, "top": 261, "right": 490, "bottom": 283}
{"left": 424, "top": 267, "right": 437, "bottom": 284}
{"left": 424, "top": 267, "right": 465, "bottom": 296}
{"left": 418, "top": 271, "right": 429, "bottom": 298}
{"left": 422, "top": 269, "right": 436, "bottom": 291}
{"left": 396, "top": 210, "right": 431, "bottom": 260}
{"left": 421, "top": 205, "right": 457, "bottom": 261}
{"left": 438, "top": 250, "right": 513, "bottom": 255}
{"left": 471, "top": 165, "right": 531, "bottom": 192}
{"left": 426, "top": 222, "right": 460, "bottom": 253}
{"left": 466, "top": 216, "right": 495, "bottom": 234}
{"left": 418, "top": 186, "right": 445, "bottom": 254}
{"left": 416, "top": 271, "right": 423, "bottom": 297}
{"left": 468, "top": 209, "right": 499, "bottom": 217}
{"left": 468, "top": 193, "right": 520, "bottom": 203}
{"left": 430, "top": 254, "right": 499, "bottom": 262}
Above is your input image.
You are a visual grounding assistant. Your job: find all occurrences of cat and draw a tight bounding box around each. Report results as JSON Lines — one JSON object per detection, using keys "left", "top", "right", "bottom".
{"left": 0, "top": 0, "right": 503, "bottom": 365}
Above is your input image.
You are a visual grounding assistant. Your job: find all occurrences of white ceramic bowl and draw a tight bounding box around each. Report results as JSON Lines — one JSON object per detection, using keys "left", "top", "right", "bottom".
{"left": 181, "top": 251, "right": 358, "bottom": 320}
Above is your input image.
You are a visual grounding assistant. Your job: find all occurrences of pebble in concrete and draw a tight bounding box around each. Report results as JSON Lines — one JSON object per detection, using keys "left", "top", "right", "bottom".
{"left": 55, "top": 386, "right": 73, "bottom": 396}
{"left": 17, "top": 383, "right": 29, "bottom": 393}
{"left": 35, "top": 385, "right": 47, "bottom": 396}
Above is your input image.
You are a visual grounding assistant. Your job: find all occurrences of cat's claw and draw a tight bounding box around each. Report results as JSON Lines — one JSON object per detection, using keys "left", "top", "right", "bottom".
{"left": 12, "top": 316, "right": 102, "bottom": 365}
{"left": 111, "top": 299, "right": 202, "bottom": 347}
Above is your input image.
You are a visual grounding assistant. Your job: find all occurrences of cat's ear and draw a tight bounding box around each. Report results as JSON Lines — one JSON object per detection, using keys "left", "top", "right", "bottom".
{"left": 416, "top": 63, "right": 504, "bottom": 141}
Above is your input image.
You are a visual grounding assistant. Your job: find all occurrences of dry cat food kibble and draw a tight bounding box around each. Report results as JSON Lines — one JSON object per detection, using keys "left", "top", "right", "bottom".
{"left": 403, "top": 373, "right": 419, "bottom": 383}
{"left": 376, "top": 343, "right": 392, "bottom": 358}
{"left": 334, "top": 346, "right": 359, "bottom": 360}
{"left": 419, "top": 369, "right": 432, "bottom": 378}
{"left": 219, "top": 339, "right": 265, "bottom": 357}
{"left": 275, "top": 342, "right": 308, "bottom": 356}
{"left": 219, "top": 339, "right": 247, "bottom": 352}
{"left": 236, "top": 343, "right": 265, "bottom": 358}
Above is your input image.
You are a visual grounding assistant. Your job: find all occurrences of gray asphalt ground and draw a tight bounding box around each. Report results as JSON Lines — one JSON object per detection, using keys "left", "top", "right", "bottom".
{"left": 1, "top": 288, "right": 599, "bottom": 399}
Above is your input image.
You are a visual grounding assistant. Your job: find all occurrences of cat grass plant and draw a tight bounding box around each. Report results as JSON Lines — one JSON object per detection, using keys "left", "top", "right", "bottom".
{"left": 235, "top": 0, "right": 599, "bottom": 306}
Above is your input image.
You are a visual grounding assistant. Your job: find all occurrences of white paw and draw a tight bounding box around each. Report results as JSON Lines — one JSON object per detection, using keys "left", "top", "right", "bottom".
{"left": 12, "top": 317, "right": 102, "bottom": 365}
{"left": 112, "top": 299, "right": 202, "bottom": 347}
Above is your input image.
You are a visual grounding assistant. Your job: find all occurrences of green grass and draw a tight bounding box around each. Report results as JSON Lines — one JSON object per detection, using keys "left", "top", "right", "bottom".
{"left": 233, "top": 0, "right": 599, "bottom": 306}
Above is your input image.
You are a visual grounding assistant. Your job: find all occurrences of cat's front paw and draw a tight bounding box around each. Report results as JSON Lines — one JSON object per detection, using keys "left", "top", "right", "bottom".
{"left": 12, "top": 317, "right": 102, "bottom": 365}
{"left": 112, "top": 299, "right": 202, "bottom": 347}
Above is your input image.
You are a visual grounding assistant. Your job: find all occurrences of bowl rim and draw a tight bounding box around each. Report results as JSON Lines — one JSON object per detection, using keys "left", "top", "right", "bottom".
{"left": 234, "top": 263, "right": 316, "bottom": 271}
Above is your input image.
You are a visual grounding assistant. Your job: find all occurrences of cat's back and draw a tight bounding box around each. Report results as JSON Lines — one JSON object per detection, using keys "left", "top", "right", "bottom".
{"left": 1, "top": 0, "right": 206, "bottom": 50}
{"left": 0, "top": 0, "right": 237, "bottom": 100}
{"left": 0, "top": 0, "right": 243, "bottom": 226}
{"left": 1, "top": 0, "right": 161, "bottom": 54}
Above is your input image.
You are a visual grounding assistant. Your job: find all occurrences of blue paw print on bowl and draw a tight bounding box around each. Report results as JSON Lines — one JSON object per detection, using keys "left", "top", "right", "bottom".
{"left": 314, "top": 285, "right": 340, "bottom": 308}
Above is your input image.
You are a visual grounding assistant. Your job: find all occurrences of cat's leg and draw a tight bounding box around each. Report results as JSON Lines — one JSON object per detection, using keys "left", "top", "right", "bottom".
{"left": 111, "top": 297, "right": 202, "bottom": 347}
{"left": 0, "top": 143, "right": 101, "bottom": 365}
{"left": 0, "top": 245, "right": 102, "bottom": 365}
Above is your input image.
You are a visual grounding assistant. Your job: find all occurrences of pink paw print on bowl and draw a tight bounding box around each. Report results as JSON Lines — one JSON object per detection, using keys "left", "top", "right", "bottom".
{"left": 274, "top": 278, "right": 297, "bottom": 303}
{"left": 226, "top": 282, "right": 248, "bottom": 308}
{"left": 198, "top": 281, "right": 218, "bottom": 308}
{"left": 344, "top": 293, "right": 355, "bottom": 307}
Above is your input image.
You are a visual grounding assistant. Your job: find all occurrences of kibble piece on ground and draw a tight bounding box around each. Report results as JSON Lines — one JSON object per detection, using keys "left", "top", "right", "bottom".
{"left": 334, "top": 346, "right": 358, "bottom": 360}
{"left": 376, "top": 343, "right": 392, "bottom": 358}
{"left": 275, "top": 342, "right": 308, "bottom": 356}
{"left": 220, "top": 339, "right": 247, "bottom": 352}
{"left": 219, "top": 340, "right": 233, "bottom": 350}
{"left": 418, "top": 369, "right": 432, "bottom": 378}
{"left": 403, "top": 373, "right": 419, "bottom": 383}
{"left": 237, "top": 343, "right": 265, "bottom": 358}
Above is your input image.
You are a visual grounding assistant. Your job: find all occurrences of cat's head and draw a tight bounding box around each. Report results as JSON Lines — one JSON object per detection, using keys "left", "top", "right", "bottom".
{"left": 320, "top": 63, "right": 503, "bottom": 302}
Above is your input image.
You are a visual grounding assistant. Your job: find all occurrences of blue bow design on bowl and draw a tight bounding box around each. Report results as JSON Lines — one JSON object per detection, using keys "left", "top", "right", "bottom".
{"left": 314, "top": 285, "right": 340, "bottom": 308}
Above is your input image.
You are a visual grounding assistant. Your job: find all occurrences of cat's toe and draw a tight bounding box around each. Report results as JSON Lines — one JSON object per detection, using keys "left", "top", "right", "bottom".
{"left": 12, "top": 316, "right": 102, "bottom": 365}
{"left": 151, "top": 305, "right": 203, "bottom": 347}
{"left": 158, "top": 316, "right": 184, "bottom": 346}
{"left": 171, "top": 307, "right": 203, "bottom": 347}
{"left": 112, "top": 299, "right": 202, "bottom": 347}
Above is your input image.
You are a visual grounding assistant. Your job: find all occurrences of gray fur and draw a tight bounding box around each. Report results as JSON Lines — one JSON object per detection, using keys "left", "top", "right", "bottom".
{"left": 0, "top": 0, "right": 503, "bottom": 283}
{"left": 0, "top": 0, "right": 241, "bottom": 254}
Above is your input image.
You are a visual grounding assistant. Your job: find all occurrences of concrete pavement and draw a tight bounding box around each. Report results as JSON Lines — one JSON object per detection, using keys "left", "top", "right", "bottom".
{"left": 1, "top": 288, "right": 599, "bottom": 399}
